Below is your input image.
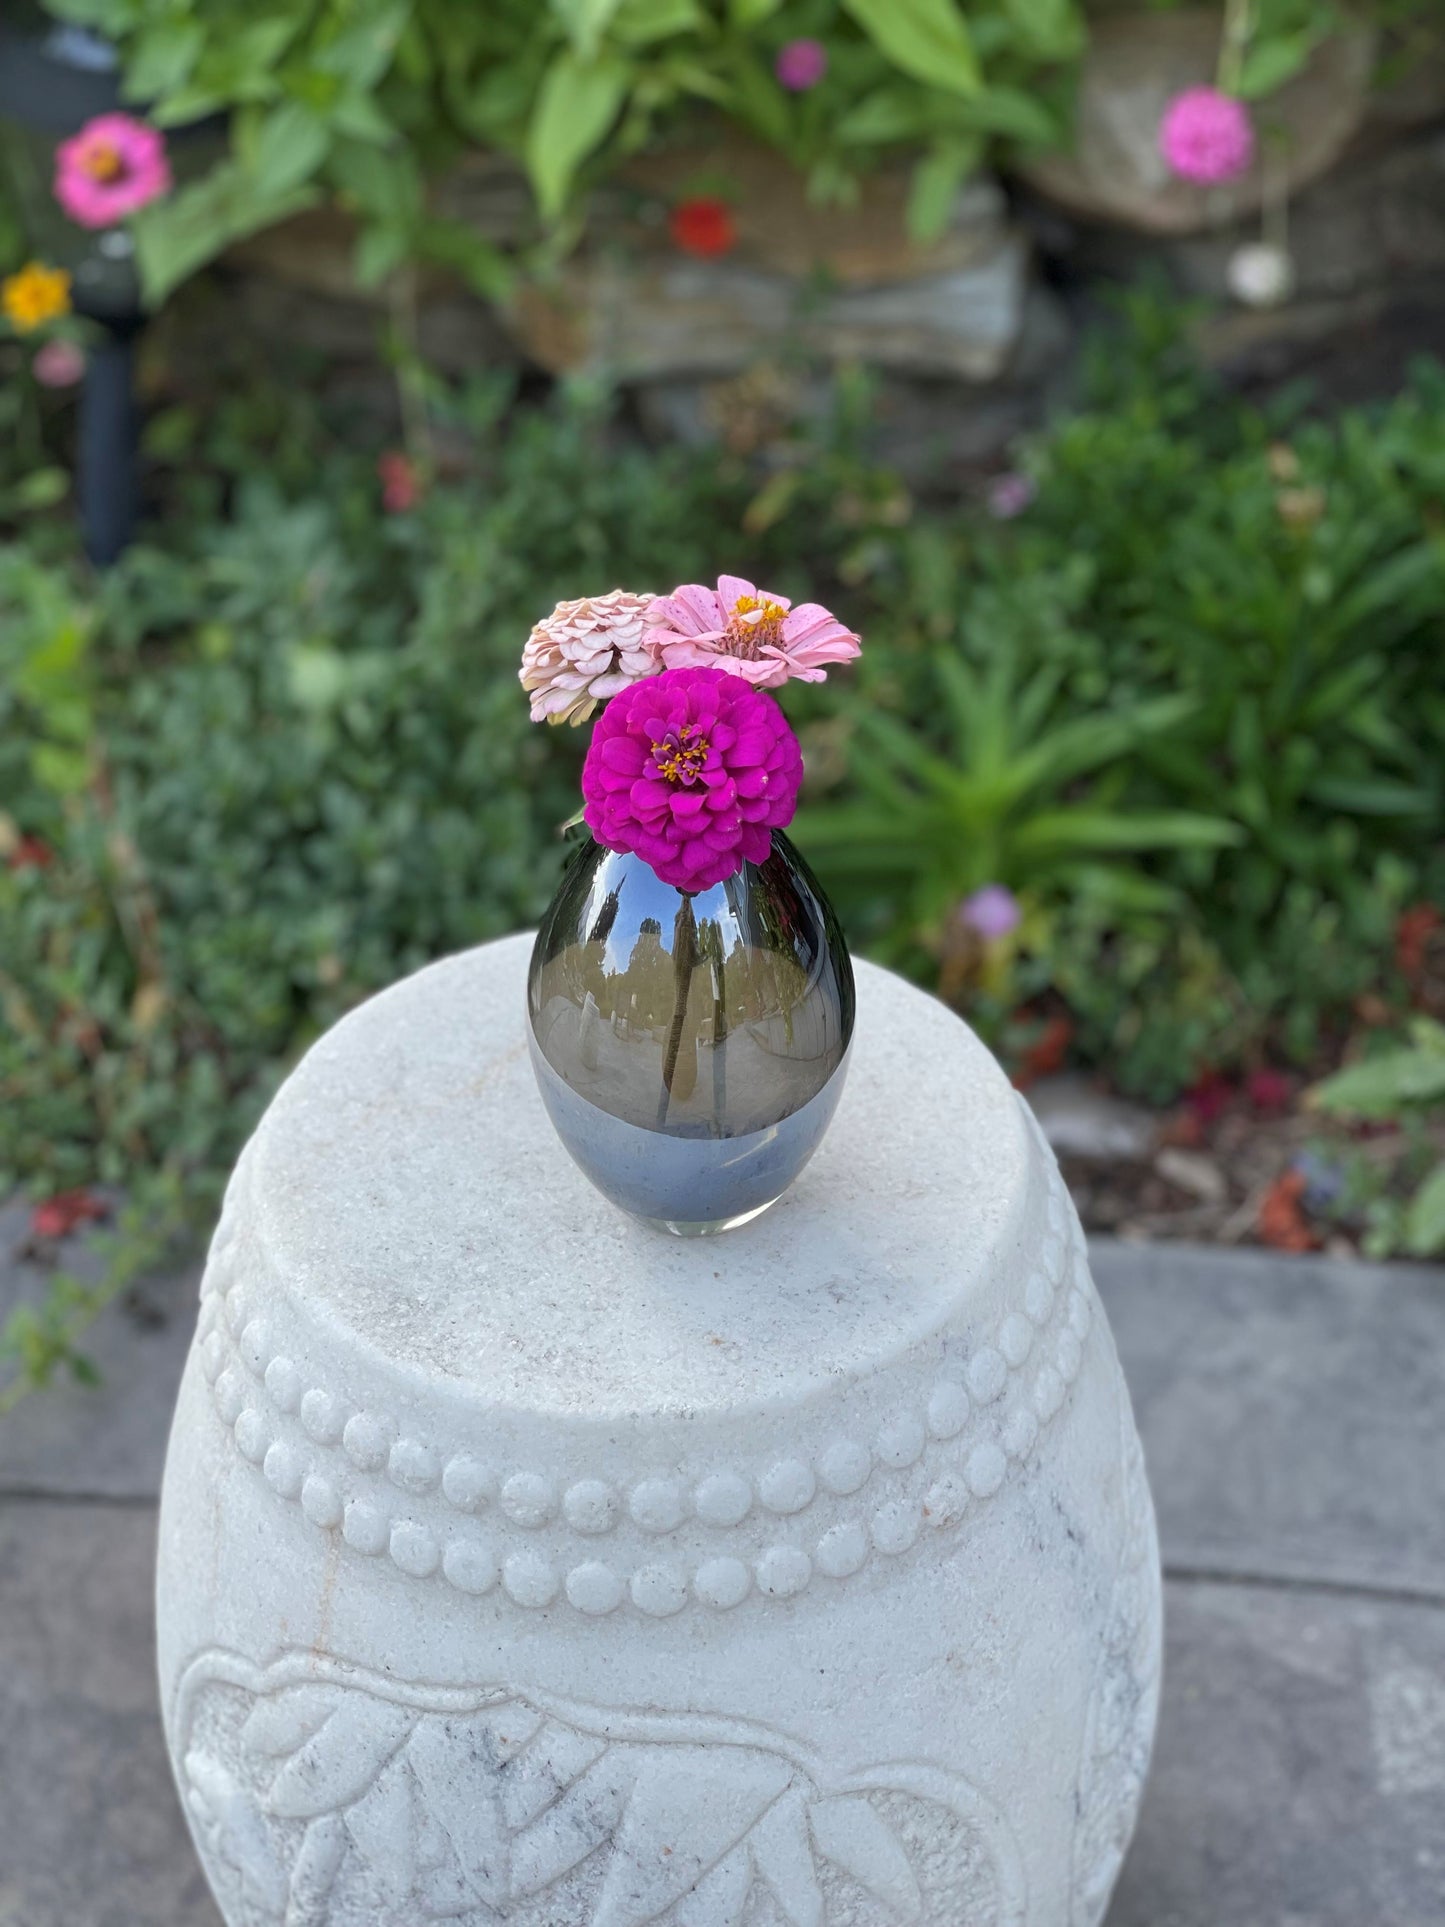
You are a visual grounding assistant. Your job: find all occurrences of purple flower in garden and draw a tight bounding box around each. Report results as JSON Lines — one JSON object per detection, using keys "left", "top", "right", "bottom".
{"left": 775, "top": 38, "right": 828, "bottom": 92}
{"left": 582, "top": 666, "right": 804, "bottom": 893}
{"left": 1158, "top": 87, "right": 1254, "bottom": 186}
{"left": 986, "top": 472, "right": 1036, "bottom": 520}
{"left": 960, "top": 884, "right": 1021, "bottom": 941}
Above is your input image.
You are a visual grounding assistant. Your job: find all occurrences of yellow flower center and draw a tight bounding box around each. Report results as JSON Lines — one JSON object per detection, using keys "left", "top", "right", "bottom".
{"left": 722, "top": 594, "right": 787, "bottom": 660}
{"left": 651, "top": 722, "right": 710, "bottom": 785}
{"left": 82, "top": 141, "right": 125, "bottom": 183}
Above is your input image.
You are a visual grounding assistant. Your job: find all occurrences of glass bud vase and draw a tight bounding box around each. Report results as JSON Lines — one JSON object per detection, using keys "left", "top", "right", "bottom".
{"left": 527, "top": 831, "right": 855, "bottom": 1236}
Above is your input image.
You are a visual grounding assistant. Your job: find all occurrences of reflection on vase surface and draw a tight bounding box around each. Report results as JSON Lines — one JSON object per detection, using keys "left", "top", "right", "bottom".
{"left": 527, "top": 831, "right": 854, "bottom": 1234}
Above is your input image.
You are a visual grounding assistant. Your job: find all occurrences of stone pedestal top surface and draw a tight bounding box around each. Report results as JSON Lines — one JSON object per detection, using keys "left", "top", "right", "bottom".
{"left": 242, "top": 932, "right": 1031, "bottom": 1420}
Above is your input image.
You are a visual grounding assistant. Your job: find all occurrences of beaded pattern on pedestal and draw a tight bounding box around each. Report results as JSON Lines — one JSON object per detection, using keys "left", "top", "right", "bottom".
{"left": 193, "top": 1100, "right": 1095, "bottom": 1620}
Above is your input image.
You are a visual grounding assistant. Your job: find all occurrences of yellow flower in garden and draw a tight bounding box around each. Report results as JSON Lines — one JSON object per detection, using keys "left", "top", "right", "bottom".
{"left": 2, "top": 261, "right": 72, "bottom": 334}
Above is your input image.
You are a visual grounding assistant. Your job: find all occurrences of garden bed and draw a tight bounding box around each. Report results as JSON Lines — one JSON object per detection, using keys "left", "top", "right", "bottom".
{"left": 1, "top": 299, "right": 1442, "bottom": 1400}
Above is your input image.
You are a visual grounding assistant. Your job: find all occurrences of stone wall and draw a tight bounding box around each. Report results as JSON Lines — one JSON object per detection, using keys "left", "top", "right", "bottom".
{"left": 191, "top": 12, "right": 1445, "bottom": 480}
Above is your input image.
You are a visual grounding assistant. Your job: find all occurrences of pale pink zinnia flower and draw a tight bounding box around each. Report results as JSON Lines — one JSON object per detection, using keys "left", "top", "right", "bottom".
{"left": 32, "top": 338, "right": 85, "bottom": 388}
{"left": 55, "top": 114, "right": 172, "bottom": 229}
{"left": 1158, "top": 88, "right": 1254, "bottom": 186}
{"left": 646, "top": 574, "right": 860, "bottom": 689}
{"left": 521, "top": 588, "right": 660, "bottom": 726}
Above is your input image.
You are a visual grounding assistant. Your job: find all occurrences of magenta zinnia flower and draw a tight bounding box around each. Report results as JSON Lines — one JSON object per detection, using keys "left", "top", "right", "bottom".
{"left": 582, "top": 667, "right": 803, "bottom": 893}
{"left": 776, "top": 38, "right": 828, "bottom": 91}
{"left": 1158, "top": 88, "right": 1254, "bottom": 186}
{"left": 647, "top": 574, "right": 860, "bottom": 689}
{"left": 55, "top": 114, "right": 171, "bottom": 229}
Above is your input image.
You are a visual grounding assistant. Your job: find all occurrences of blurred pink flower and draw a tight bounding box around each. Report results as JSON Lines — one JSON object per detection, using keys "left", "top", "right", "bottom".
{"left": 32, "top": 338, "right": 85, "bottom": 388}
{"left": 1158, "top": 87, "right": 1254, "bottom": 185}
{"left": 987, "top": 472, "right": 1035, "bottom": 520}
{"left": 647, "top": 574, "right": 860, "bottom": 689}
{"left": 377, "top": 449, "right": 421, "bottom": 514}
{"left": 961, "top": 884, "right": 1021, "bottom": 940}
{"left": 55, "top": 114, "right": 171, "bottom": 228}
{"left": 521, "top": 589, "right": 659, "bottom": 726}
{"left": 776, "top": 38, "right": 828, "bottom": 91}
{"left": 582, "top": 666, "right": 802, "bottom": 892}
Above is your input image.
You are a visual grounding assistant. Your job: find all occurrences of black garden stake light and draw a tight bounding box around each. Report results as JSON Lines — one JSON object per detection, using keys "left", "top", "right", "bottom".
{"left": 0, "top": 1, "right": 220, "bottom": 563}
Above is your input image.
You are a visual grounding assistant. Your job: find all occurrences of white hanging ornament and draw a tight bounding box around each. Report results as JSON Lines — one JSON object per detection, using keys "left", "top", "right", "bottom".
{"left": 1227, "top": 239, "right": 1295, "bottom": 308}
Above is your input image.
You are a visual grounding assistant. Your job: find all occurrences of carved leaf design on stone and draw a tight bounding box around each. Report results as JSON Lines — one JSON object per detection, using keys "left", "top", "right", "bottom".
{"left": 185, "top": 1749, "right": 288, "bottom": 1912}
{"left": 264, "top": 1697, "right": 414, "bottom": 1820}
{"left": 810, "top": 1795, "right": 924, "bottom": 1922}
{"left": 593, "top": 1747, "right": 793, "bottom": 1927}
{"left": 176, "top": 1651, "right": 1029, "bottom": 1926}
{"left": 750, "top": 1785, "right": 825, "bottom": 1926}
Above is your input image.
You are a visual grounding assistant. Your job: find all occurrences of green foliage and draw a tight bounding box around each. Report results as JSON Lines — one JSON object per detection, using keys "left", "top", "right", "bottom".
{"left": 801, "top": 300, "right": 1444, "bottom": 1095}
{"left": 38, "top": 0, "right": 1356, "bottom": 304}
{"left": 1310, "top": 1019, "right": 1445, "bottom": 1257}
{"left": 2, "top": 308, "right": 1445, "bottom": 1403}
{"left": 25, "top": 0, "right": 1440, "bottom": 302}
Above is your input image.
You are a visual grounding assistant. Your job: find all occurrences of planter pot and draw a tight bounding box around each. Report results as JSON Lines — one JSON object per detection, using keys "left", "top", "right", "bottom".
{"left": 1018, "top": 10, "right": 1375, "bottom": 236}
{"left": 156, "top": 934, "right": 1162, "bottom": 1927}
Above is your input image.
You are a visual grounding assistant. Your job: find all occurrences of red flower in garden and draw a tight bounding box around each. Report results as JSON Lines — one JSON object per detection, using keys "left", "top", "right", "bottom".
{"left": 1257, "top": 1169, "right": 1317, "bottom": 1253}
{"left": 1184, "top": 1069, "right": 1233, "bottom": 1127}
{"left": 7, "top": 834, "right": 54, "bottom": 871}
{"left": 1396, "top": 903, "right": 1442, "bottom": 982}
{"left": 29, "top": 1188, "right": 109, "bottom": 1242}
{"left": 669, "top": 197, "right": 737, "bottom": 260}
{"left": 1245, "top": 1068, "right": 1292, "bottom": 1115}
{"left": 377, "top": 449, "right": 421, "bottom": 514}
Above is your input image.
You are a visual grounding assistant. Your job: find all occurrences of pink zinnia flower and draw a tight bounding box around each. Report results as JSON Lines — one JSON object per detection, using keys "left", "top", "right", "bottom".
{"left": 776, "top": 38, "right": 828, "bottom": 91}
{"left": 1158, "top": 88, "right": 1254, "bottom": 186}
{"left": 55, "top": 114, "right": 171, "bottom": 229}
{"left": 961, "top": 884, "right": 1021, "bottom": 940}
{"left": 647, "top": 574, "right": 860, "bottom": 689}
{"left": 32, "top": 338, "right": 85, "bottom": 388}
{"left": 582, "top": 666, "right": 803, "bottom": 893}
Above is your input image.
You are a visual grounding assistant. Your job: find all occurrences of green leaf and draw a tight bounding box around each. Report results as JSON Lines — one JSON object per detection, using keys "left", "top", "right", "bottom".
{"left": 525, "top": 51, "right": 631, "bottom": 221}
{"left": 1011, "top": 809, "right": 1243, "bottom": 857}
{"left": 132, "top": 162, "right": 321, "bottom": 305}
{"left": 1236, "top": 32, "right": 1315, "bottom": 101}
{"left": 842, "top": 0, "right": 980, "bottom": 98}
{"left": 122, "top": 21, "right": 204, "bottom": 102}
{"left": 553, "top": 0, "right": 627, "bottom": 57}
{"left": 1312, "top": 1037, "right": 1445, "bottom": 1118}
{"left": 1405, "top": 1163, "right": 1445, "bottom": 1257}
{"left": 729, "top": 0, "right": 783, "bottom": 21}
{"left": 251, "top": 100, "right": 331, "bottom": 199}
{"left": 614, "top": 0, "right": 702, "bottom": 43}
{"left": 354, "top": 223, "right": 409, "bottom": 287}
{"left": 1305, "top": 776, "right": 1437, "bottom": 816}
{"left": 906, "top": 139, "right": 979, "bottom": 242}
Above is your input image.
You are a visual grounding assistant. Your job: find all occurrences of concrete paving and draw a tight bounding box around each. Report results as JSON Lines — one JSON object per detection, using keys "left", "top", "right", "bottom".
{"left": 2, "top": 1234, "right": 1443, "bottom": 1926}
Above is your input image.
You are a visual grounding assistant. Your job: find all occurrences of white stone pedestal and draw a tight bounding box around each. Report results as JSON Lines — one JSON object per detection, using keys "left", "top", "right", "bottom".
{"left": 157, "top": 934, "right": 1161, "bottom": 1927}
